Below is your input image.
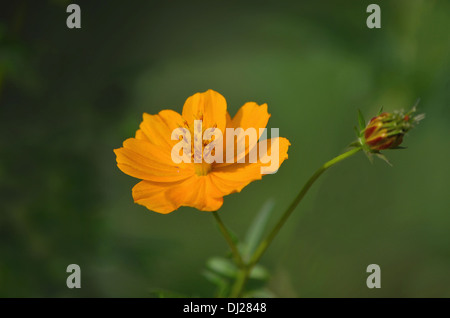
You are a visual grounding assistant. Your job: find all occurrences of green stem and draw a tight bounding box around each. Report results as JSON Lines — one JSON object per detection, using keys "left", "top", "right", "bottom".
{"left": 212, "top": 211, "right": 245, "bottom": 269}
{"left": 231, "top": 147, "right": 362, "bottom": 297}
{"left": 230, "top": 267, "right": 249, "bottom": 298}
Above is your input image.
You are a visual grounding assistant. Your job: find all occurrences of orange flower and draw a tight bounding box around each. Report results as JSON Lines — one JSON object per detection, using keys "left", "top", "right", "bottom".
{"left": 114, "top": 90, "right": 290, "bottom": 214}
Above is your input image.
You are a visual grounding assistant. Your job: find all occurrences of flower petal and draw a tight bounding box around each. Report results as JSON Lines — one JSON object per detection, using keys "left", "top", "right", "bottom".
{"left": 182, "top": 89, "right": 227, "bottom": 133}
{"left": 114, "top": 138, "right": 194, "bottom": 182}
{"left": 132, "top": 180, "right": 182, "bottom": 214}
{"left": 136, "top": 110, "right": 185, "bottom": 150}
{"left": 222, "top": 102, "right": 271, "bottom": 165}
{"left": 231, "top": 102, "right": 271, "bottom": 133}
{"left": 166, "top": 175, "right": 224, "bottom": 211}
{"left": 218, "top": 112, "right": 233, "bottom": 163}
{"left": 211, "top": 137, "right": 290, "bottom": 195}
{"left": 133, "top": 176, "right": 223, "bottom": 213}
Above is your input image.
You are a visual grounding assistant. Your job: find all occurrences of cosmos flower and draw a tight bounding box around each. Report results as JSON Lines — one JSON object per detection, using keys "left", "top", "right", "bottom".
{"left": 114, "top": 90, "right": 290, "bottom": 214}
{"left": 363, "top": 108, "right": 424, "bottom": 151}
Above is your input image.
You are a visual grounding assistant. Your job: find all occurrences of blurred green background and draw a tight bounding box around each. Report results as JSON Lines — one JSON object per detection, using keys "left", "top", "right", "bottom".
{"left": 1, "top": 0, "right": 449, "bottom": 297}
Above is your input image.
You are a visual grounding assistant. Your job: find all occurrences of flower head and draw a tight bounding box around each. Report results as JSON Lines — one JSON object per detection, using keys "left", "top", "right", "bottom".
{"left": 353, "top": 104, "right": 424, "bottom": 164}
{"left": 114, "top": 90, "right": 290, "bottom": 214}
{"left": 363, "top": 107, "right": 424, "bottom": 151}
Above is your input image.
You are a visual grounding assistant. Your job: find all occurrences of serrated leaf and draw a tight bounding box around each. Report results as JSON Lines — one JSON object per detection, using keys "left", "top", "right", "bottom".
{"left": 206, "top": 257, "right": 238, "bottom": 278}
{"left": 243, "top": 198, "right": 275, "bottom": 259}
{"left": 358, "top": 109, "right": 366, "bottom": 130}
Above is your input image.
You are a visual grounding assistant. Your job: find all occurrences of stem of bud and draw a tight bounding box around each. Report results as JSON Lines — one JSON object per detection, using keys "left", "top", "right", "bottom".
{"left": 230, "top": 146, "right": 362, "bottom": 297}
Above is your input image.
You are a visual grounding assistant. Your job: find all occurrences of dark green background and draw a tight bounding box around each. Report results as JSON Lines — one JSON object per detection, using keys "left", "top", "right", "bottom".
{"left": 1, "top": 0, "right": 449, "bottom": 297}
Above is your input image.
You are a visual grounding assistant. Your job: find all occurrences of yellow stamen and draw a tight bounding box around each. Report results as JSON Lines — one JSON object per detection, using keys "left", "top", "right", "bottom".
{"left": 194, "top": 162, "right": 212, "bottom": 176}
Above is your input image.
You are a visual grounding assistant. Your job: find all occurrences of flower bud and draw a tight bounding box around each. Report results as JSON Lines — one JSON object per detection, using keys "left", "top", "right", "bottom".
{"left": 363, "top": 108, "right": 424, "bottom": 151}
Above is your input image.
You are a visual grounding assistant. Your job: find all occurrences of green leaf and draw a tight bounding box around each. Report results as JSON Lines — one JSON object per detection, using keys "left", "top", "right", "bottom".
{"left": 243, "top": 198, "right": 275, "bottom": 259}
{"left": 244, "top": 288, "right": 276, "bottom": 298}
{"left": 377, "top": 106, "right": 384, "bottom": 115}
{"left": 206, "top": 257, "right": 238, "bottom": 278}
{"left": 203, "top": 269, "right": 231, "bottom": 297}
{"left": 363, "top": 149, "right": 374, "bottom": 164}
{"left": 249, "top": 264, "right": 270, "bottom": 280}
{"left": 375, "top": 153, "right": 393, "bottom": 166}
{"left": 202, "top": 269, "right": 228, "bottom": 286}
{"left": 358, "top": 109, "right": 366, "bottom": 130}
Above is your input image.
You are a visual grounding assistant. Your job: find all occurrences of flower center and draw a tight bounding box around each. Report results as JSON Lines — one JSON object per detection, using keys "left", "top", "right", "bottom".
{"left": 182, "top": 114, "right": 217, "bottom": 176}
{"left": 194, "top": 162, "right": 212, "bottom": 176}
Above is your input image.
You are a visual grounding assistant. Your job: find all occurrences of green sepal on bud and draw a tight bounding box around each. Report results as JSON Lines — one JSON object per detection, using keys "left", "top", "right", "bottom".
{"left": 352, "top": 100, "right": 425, "bottom": 165}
